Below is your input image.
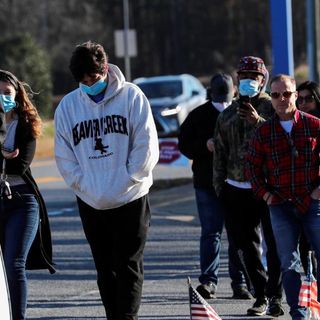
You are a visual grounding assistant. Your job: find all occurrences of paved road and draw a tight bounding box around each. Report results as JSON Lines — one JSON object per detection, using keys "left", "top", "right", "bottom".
{"left": 25, "top": 160, "right": 290, "bottom": 320}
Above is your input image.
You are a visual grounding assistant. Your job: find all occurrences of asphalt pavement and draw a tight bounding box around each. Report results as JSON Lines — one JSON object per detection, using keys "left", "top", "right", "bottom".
{"left": 24, "top": 161, "right": 291, "bottom": 320}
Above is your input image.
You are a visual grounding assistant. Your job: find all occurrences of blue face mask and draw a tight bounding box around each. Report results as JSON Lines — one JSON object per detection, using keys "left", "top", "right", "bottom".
{"left": 80, "top": 79, "right": 107, "bottom": 96}
{"left": 239, "top": 79, "right": 261, "bottom": 97}
{"left": 0, "top": 94, "right": 17, "bottom": 113}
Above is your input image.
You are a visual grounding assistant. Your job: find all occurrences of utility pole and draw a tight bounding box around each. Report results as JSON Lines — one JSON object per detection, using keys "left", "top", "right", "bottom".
{"left": 123, "top": 0, "right": 131, "bottom": 81}
{"left": 40, "top": 0, "right": 48, "bottom": 48}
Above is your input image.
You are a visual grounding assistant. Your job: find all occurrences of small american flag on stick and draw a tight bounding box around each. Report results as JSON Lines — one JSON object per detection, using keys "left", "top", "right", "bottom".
{"left": 188, "top": 277, "right": 222, "bottom": 320}
{"left": 298, "top": 251, "right": 320, "bottom": 319}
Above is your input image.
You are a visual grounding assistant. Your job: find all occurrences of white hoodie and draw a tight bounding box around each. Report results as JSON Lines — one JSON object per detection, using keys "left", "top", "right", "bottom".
{"left": 54, "top": 64, "right": 159, "bottom": 210}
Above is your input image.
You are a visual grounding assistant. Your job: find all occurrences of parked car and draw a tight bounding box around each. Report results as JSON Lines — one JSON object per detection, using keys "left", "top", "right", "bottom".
{"left": 133, "top": 74, "right": 207, "bottom": 137}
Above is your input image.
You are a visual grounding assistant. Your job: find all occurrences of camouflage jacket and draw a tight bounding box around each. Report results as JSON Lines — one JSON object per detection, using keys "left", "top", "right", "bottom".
{"left": 213, "top": 92, "right": 273, "bottom": 195}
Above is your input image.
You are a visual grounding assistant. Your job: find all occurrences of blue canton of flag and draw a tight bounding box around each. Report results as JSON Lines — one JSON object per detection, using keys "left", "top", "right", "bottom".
{"left": 189, "top": 279, "right": 222, "bottom": 320}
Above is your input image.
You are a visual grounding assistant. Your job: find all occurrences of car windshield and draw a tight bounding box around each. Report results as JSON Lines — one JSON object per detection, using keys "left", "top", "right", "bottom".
{"left": 137, "top": 80, "right": 183, "bottom": 99}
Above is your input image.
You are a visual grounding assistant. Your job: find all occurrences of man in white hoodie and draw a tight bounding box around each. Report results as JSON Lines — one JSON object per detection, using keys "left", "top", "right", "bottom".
{"left": 54, "top": 41, "right": 159, "bottom": 320}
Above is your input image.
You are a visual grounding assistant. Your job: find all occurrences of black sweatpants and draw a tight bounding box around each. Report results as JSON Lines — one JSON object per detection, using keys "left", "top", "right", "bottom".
{"left": 220, "top": 183, "right": 282, "bottom": 299}
{"left": 77, "top": 195, "right": 150, "bottom": 320}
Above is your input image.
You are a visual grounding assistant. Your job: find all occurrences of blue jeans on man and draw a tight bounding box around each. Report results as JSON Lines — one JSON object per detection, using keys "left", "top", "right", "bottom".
{"left": 195, "top": 188, "right": 247, "bottom": 292}
{"left": 269, "top": 199, "right": 320, "bottom": 319}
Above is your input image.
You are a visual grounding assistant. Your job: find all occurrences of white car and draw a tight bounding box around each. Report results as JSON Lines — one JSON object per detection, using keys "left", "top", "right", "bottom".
{"left": 134, "top": 74, "right": 207, "bottom": 137}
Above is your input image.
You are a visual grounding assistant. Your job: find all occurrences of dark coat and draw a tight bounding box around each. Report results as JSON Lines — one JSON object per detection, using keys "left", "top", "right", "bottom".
{"left": 178, "top": 100, "right": 220, "bottom": 189}
{"left": 1, "top": 121, "right": 55, "bottom": 274}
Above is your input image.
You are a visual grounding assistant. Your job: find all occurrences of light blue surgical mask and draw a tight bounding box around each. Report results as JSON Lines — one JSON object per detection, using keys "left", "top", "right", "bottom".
{"left": 0, "top": 94, "right": 17, "bottom": 113}
{"left": 80, "top": 79, "right": 107, "bottom": 96}
{"left": 239, "top": 79, "right": 261, "bottom": 97}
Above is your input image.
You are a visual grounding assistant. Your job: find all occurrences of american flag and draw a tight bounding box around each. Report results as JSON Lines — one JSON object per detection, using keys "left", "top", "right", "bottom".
{"left": 298, "top": 252, "right": 320, "bottom": 320}
{"left": 188, "top": 279, "right": 222, "bottom": 320}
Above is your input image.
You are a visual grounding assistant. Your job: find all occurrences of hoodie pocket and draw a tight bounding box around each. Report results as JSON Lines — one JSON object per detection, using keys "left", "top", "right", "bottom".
{"left": 83, "top": 164, "right": 136, "bottom": 208}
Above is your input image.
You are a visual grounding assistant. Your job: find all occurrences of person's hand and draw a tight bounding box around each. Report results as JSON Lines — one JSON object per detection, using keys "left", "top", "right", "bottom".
{"left": 311, "top": 187, "right": 320, "bottom": 200}
{"left": 206, "top": 138, "right": 214, "bottom": 152}
{"left": 2, "top": 148, "right": 19, "bottom": 159}
{"left": 237, "top": 102, "right": 260, "bottom": 125}
{"left": 263, "top": 192, "right": 273, "bottom": 205}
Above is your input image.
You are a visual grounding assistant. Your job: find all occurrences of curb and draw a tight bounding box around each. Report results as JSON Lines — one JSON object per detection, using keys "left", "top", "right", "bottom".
{"left": 151, "top": 177, "right": 193, "bottom": 192}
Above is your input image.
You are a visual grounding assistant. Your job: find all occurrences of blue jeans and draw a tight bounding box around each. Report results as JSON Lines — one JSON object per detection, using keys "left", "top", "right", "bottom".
{"left": 195, "top": 188, "right": 246, "bottom": 288}
{"left": 269, "top": 200, "right": 320, "bottom": 319}
{"left": 0, "top": 186, "right": 39, "bottom": 320}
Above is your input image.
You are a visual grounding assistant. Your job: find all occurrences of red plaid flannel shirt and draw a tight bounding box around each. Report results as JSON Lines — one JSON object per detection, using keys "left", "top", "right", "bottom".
{"left": 246, "top": 110, "right": 320, "bottom": 213}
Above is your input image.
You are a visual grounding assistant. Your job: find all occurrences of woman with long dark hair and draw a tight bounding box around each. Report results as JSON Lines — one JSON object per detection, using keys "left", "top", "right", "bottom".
{"left": 0, "top": 70, "right": 55, "bottom": 320}
{"left": 296, "top": 80, "right": 320, "bottom": 278}
{"left": 297, "top": 80, "right": 320, "bottom": 117}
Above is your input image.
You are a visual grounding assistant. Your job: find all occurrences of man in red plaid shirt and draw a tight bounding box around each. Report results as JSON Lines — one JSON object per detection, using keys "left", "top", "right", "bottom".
{"left": 247, "top": 74, "right": 320, "bottom": 320}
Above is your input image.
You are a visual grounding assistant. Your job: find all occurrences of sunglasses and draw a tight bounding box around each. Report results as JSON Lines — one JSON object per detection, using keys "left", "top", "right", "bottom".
{"left": 297, "top": 95, "right": 315, "bottom": 104}
{"left": 270, "top": 91, "right": 295, "bottom": 99}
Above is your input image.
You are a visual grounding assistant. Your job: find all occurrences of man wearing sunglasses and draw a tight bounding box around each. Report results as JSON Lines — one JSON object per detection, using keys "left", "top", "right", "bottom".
{"left": 247, "top": 74, "right": 320, "bottom": 319}
{"left": 213, "top": 56, "right": 283, "bottom": 317}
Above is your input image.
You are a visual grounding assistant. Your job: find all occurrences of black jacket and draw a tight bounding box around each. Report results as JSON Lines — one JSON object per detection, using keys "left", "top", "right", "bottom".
{"left": 1, "top": 121, "right": 55, "bottom": 274}
{"left": 178, "top": 100, "right": 220, "bottom": 189}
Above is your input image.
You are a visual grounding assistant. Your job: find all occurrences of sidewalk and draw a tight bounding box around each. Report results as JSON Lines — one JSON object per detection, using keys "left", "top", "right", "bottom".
{"left": 153, "top": 164, "right": 193, "bottom": 181}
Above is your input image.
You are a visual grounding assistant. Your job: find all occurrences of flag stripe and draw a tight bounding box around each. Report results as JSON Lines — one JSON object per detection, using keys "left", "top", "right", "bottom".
{"left": 191, "top": 305, "right": 219, "bottom": 316}
{"left": 191, "top": 311, "right": 219, "bottom": 318}
{"left": 192, "top": 317, "right": 220, "bottom": 320}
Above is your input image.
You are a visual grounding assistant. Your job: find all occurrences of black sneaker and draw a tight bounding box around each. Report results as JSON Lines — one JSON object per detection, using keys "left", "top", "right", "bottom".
{"left": 232, "top": 286, "right": 253, "bottom": 300}
{"left": 196, "top": 282, "right": 216, "bottom": 299}
{"left": 247, "top": 297, "right": 268, "bottom": 316}
{"left": 267, "top": 296, "right": 284, "bottom": 317}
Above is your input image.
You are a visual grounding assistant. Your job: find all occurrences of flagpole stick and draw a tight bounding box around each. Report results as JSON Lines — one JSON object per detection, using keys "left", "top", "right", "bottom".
{"left": 188, "top": 277, "right": 192, "bottom": 320}
{"left": 308, "top": 251, "right": 313, "bottom": 277}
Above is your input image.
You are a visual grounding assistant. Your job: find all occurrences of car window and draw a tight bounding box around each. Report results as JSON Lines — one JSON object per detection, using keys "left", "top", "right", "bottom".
{"left": 185, "top": 77, "right": 202, "bottom": 96}
{"left": 137, "top": 80, "right": 183, "bottom": 99}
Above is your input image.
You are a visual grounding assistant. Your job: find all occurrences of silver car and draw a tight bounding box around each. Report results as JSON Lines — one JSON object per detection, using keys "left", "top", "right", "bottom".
{"left": 134, "top": 74, "right": 207, "bottom": 137}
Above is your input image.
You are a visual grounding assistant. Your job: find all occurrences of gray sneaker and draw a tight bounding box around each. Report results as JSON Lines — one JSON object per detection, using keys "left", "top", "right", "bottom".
{"left": 267, "top": 297, "right": 284, "bottom": 317}
{"left": 232, "top": 286, "right": 253, "bottom": 300}
{"left": 247, "top": 297, "right": 268, "bottom": 316}
{"left": 196, "top": 282, "right": 216, "bottom": 299}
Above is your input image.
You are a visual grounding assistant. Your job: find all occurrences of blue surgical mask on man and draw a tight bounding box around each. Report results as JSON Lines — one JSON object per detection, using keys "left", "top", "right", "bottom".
{"left": 239, "top": 79, "right": 261, "bottom": 97}
{"left": 0, "top": 94, "right": 17, "bottom": 113}
{"left": 80, "top": 79, "right": 107, "bottom": 96}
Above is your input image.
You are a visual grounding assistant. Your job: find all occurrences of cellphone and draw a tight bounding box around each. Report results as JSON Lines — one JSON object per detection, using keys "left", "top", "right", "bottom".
{"left": 239, "top": 96, "right": 251, "bottom": 110}
{"left": 1, "top": 147, "right": 14, "bottom": 153}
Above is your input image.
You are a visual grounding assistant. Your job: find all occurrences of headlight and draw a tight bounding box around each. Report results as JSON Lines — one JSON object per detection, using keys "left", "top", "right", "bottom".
{"left": 160, "top": 105, "right": 181, "bottom": 117}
